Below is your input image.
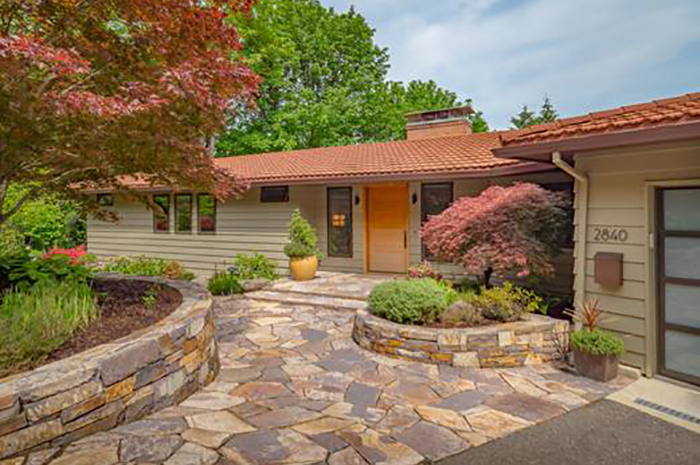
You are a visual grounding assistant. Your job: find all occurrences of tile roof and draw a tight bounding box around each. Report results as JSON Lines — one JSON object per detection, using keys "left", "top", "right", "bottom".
{"left": 215, "top": 131, "right": 530, "bottom": 184}
{"left": 501, "top": 92, "right": 700, "bottom": 147}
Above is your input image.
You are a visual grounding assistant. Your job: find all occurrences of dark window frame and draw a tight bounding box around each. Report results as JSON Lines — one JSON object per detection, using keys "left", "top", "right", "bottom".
{"left": 261, "top": 186, "right": 289, "bottom": 203}
{"left": 197, "top": 193, "right": 217, "bottom": 234}
{"left": 153, "top": 194, "right": 171, "bottom": 233}
{"left": 656, "top": 186, "right": 700, "bottom": 386}
{"left": 174, "top": 193, "right": 193, "bottom": 234}
{"left": 327, "top": 187, "right": 353, "bottom": 258}
{"left": 97, "top": 193, "right": 114, "bottom": 207}
{"left": 421, "top": 182, "right": 454, "bottom": 260}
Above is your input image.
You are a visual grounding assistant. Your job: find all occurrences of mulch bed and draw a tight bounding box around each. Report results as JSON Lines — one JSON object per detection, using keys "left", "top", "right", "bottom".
{"left": 45, "top": 279, "right": 182, "bottom": 363}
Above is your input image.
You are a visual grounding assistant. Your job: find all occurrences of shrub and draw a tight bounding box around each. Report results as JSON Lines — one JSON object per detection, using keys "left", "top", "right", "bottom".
{"left": 422, "top": 183, "right": 570, "bottom": 286}
{"left": 283, "top": 209, "right": 321, "bottom": 259}
{"left": 407, "top": 261, "right": 442, "bottom": 281}
{"left": 368, "top": 278, "right": 448, "bottom": 325}
{"left": 231, "top": 253, "right": 277, "bottom": 281}
{"left": 208, "top": 272, "right": 243, "bottom": 296}
{"left": 101, "top": 256, "right": 195, "bottom": 281}
{"left": 1, "top": 249, "right": 93, "bottom": 289}
{"left": 571, "top": 329, "right": 624, "bottom": 357}
{"left": 466, "top": 282, "right": 544, "bottom": 323}
{"left": 0, "top": 279, "right": 98, "bottom": 375}
{"left": 440, "top": 300, "right": 484, "bottom": 326}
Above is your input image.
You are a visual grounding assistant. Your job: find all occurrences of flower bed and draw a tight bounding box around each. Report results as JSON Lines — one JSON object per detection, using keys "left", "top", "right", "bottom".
{"left": 353, "top": 309, "right": 569, "bottom": 368}
{"left": 0, "top": 275, "right": 218, "bottom": 460}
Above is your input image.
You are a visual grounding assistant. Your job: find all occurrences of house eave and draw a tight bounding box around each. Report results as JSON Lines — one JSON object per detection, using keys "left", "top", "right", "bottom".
{"left": 494, "top": 120, "right": 700, "bottom": 162}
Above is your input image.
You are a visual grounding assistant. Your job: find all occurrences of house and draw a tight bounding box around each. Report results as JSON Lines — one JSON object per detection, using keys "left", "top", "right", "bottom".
{"left": 495, "top": 91, "right": 700, "bottom": 386}
{"left": 87, "top": 106, "right": 573, "bottom": 293}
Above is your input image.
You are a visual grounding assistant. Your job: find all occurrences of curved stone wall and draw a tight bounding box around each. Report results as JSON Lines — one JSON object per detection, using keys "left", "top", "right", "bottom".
{"left": 353, "top": 309, "right": 569, "bottom": 368}
{"left": 0, "top": 275, "right": 218, "bottom": 460}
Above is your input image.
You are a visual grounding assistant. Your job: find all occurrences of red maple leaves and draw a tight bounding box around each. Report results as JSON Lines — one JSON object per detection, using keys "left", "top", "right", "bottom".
{"left": 422, "top": 183, "right": 570, "bottom": 285}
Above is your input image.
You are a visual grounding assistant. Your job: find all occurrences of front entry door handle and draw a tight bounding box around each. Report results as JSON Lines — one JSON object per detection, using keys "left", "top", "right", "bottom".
{"left": 404, "top": 230, "right": 407, "bottom": 249}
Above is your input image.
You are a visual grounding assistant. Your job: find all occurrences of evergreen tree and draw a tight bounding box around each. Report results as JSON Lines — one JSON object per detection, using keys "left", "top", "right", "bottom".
{"left": 538, "top": 95, "right": 559, "bottom": 123}
{"left": 510, "top": 105, "right": 538, "bottom": 129}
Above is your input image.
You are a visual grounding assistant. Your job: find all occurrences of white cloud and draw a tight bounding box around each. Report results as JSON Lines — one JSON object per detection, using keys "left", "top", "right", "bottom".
{"left": 323, "top": 0, "right": 700, "bottom": 128}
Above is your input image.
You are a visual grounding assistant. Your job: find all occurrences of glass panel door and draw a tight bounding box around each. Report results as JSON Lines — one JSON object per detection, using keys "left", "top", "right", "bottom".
{"left": 658, "top": 187, "right": 700, "bottom": 386}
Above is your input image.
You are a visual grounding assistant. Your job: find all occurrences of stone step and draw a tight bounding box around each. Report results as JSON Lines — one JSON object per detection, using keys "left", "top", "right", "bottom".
{"left": 245, "top": 290, "right": 367, "bottom": 311}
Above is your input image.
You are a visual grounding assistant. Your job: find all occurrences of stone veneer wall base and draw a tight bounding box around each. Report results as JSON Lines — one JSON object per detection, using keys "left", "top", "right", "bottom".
{"left": 0, "top": 275, "right": 218, "bottom": 460}
{"left": 353, "top": 309, "right": 569, "bottom": 368}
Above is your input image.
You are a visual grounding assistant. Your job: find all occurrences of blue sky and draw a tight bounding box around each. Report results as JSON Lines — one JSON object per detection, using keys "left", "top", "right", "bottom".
{"left": 322, "top": 0, "right": 700, "bottom": 129}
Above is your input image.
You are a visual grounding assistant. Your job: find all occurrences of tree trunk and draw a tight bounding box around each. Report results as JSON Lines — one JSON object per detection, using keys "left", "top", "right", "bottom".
{"left": 483, "top": 267, "right": 493, "bottom": 288}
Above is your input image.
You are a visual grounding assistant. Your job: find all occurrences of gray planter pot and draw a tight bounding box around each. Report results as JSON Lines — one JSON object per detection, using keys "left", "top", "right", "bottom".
{"left": 573, "top": 348, "right": 619, "bottom": 382}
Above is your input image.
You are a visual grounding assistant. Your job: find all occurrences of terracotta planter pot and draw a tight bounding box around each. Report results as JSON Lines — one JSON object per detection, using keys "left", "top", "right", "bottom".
{"left": 573, "top": 348, "right": 619, "bottom": 382}
{"left": 289, "top": 255, "right": 318, "bottom": 281}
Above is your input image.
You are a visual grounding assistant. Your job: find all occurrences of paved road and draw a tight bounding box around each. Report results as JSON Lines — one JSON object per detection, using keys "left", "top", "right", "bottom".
{"left": 439, "top": 399, "right": 700, "bottom": 465}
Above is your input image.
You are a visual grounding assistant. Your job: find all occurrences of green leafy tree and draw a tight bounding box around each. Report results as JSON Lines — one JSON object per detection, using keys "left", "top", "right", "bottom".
{"left": 217, "top": 0, "right": 488, "bottom": 156}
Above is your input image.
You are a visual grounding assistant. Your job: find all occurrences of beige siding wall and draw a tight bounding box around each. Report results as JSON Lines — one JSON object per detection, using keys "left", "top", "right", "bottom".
{"left": 88, "top": 186, "right": 318, "bottom": 276}
{"left": 573, "top": 140, "right": 700, "bottom": 372}
{"left": 88, "top": 172, "right": 574, "bottom": 292}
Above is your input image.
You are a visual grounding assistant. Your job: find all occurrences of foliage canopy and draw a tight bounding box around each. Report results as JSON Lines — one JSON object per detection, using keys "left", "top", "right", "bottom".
{"left": 216, "top": 0, "right": 488, "bottom": 156}
{"left": 0, "top": 0, "right": 259, "bottom": 227}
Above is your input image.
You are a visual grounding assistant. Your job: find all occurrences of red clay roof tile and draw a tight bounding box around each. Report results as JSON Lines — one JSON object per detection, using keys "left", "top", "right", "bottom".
{"left": 501, "top": 91, "right": 700, "bottom": 147}
{"left": 213, "top": 131, "right": 530, "bottom": 184}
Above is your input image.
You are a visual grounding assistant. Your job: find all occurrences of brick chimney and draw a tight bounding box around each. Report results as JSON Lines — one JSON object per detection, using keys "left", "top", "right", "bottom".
{"left": 406, "top": 106, "right": 473, "bottom": 140}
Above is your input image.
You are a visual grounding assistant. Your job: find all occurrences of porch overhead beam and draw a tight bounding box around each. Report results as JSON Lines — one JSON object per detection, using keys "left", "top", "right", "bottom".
{"left": 552, "top": 152, "right": 589, "bottom": 309}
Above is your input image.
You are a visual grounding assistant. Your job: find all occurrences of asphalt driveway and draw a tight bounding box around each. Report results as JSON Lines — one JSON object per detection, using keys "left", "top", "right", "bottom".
{"left": 439, "top": 399, "right": 700, "bottom": 465}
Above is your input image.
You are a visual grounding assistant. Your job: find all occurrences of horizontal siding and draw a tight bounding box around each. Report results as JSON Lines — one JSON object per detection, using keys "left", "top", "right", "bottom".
{"left": 86, "top": 187, "right": 319, "bottom": 277}
{"left": 574, "top": 140, "right": 700, "bottom": 372}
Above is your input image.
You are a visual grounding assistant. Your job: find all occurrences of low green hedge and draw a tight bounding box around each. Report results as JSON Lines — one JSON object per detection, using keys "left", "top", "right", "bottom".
{"left": 571, "top": 328, "right": 624, "bottom": 356}
{"left": 368, "top": 278, "right": 448, "bottom": 325}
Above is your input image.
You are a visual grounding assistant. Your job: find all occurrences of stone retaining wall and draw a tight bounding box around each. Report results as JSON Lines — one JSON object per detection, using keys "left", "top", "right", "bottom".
{"left": 0, "top": 275, "right": 218, "bottom": 460}
{"left": 353, "top": 309, "right": 569, "bottom": 368}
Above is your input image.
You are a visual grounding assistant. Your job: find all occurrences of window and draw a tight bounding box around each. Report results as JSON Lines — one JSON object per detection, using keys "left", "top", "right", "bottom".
{"left": 198, "top": 194, "right": 216, "bottom": 233}
{"left": 261, "top": 186, "right": 289, "bottom": 203}
{"left": 541, "top": 182, "right": 574, "bottom": 248}
{"left": 153, "top": 194, "right": 170, "bottom": 233}
{"left": 421, "top": 183, "right": 453, "bottom": 259}
{"left": 97, "top": 194, "right": 114, "bottom": 207}
{"left": 175, "top": 194, "right": 193, "bottom": 233}
{"left": 327, "top": 187, "right": 353, "bottom": 258}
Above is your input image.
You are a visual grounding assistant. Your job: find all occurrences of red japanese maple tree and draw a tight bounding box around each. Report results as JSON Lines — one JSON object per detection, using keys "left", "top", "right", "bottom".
{"left": 422, "top": 183, "right": 570, "bottom": 287}
{"left": 0, "top": 0, "right": 260, "bottom": 226}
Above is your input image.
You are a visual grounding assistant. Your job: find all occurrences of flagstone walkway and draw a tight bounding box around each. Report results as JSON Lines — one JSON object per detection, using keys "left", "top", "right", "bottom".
{"left": 30, "top": 279, "right": 632, "bottom": 465}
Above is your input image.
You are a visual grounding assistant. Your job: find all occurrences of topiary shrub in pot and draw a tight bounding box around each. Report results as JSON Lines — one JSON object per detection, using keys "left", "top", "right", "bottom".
{"left": 283, "top": 209, "right": 321, "bottom": 281}
{"left": 368, "top": 278, "right": 449, "bottom": 325}
{"left": 568, "top": 299, "right": 624, "bottom": 381}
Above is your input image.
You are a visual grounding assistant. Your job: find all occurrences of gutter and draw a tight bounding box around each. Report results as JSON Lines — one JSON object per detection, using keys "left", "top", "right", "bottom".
{"left": 551, "top": 152, "right": 589, "bottom": 308}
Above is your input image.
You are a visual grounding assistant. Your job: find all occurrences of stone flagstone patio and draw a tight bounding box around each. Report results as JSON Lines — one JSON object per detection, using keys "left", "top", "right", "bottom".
{"left": 10, "top": 274, "right": 633, "bottom": 465}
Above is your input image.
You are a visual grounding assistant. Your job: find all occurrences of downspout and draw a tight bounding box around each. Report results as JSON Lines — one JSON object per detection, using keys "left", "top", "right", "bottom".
{"left": 551, "top": 152, "right": 589, "bottom": 307}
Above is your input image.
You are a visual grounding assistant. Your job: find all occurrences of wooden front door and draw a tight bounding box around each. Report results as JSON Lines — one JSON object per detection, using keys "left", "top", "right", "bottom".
{"left": 657, "top": 187, "right": 700, "bottom": 386}
{"left": 366, "top": 184, "right": 409, "bottom": 273}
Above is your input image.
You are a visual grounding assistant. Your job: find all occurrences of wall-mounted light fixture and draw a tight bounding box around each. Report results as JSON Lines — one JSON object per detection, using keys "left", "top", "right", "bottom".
{"left": 354, "top": 195, "right": 361, "bottom": 206}
{"left": 411, "top": 193, "right": 418, "bottom": 205}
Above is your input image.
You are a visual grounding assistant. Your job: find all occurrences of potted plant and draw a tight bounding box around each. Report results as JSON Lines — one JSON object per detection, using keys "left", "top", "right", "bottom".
{"left": 283, "top": 209, "right": 321, "bottom": 281}
{"left": 567, "top": 299, "right": 624, "bottom": 382}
